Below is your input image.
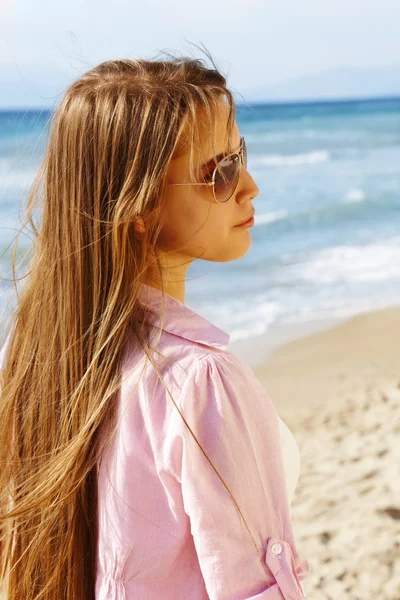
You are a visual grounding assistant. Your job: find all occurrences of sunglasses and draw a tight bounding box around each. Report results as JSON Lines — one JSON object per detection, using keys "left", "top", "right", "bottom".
{"left": 169, "top": 136, "right": 247, "bottom": 204}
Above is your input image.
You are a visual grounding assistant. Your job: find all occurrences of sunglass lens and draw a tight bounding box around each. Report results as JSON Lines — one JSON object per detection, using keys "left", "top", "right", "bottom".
{"left": 214, "top": 155, "right": 240, "bottom": 203}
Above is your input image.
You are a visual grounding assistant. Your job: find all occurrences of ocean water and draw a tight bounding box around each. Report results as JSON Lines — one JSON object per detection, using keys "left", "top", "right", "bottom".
{"left": 1, "top": 97, "right": 400, "bottom": 343}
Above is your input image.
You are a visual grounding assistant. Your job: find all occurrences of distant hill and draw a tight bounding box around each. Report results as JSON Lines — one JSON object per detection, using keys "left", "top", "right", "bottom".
{"left": 0, "top": 62, "right": 80, "bottom": 110}
{"left": 243, "top": 63, "right": 400, "bottom": 104}
{"left": 1, "top": 61, "right": 400, "bottom": 110}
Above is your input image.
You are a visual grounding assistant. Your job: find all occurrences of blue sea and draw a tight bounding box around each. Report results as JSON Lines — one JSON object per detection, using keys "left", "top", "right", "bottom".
{"left": 1, "top": 97, "right": 400, "bottom": 346}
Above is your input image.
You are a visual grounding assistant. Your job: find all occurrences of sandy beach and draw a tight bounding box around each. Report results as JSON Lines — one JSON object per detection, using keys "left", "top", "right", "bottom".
{"left": 230, "top": 306, "right": 400, "bottom": 600}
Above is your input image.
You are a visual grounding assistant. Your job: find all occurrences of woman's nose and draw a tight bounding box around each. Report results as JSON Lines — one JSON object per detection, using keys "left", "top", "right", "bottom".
{"left": 237, "top": 167, "right": 260, "bottom": 201}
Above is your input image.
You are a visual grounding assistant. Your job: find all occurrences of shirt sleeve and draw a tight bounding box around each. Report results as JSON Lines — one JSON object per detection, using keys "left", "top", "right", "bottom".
{"left": 173, "top": 351, "right": 311, "bottom": 600}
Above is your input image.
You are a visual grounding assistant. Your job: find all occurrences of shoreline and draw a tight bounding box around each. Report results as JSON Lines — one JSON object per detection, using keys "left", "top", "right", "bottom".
{"left": 228, "top": 313, "right": 347, "bottom": 370}
{"left": 228, "top": 304, "right": 400, "bottom": 417}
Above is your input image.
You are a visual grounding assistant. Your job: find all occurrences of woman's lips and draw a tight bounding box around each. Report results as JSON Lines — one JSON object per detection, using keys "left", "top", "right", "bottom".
{"left": 235, "top": 211, "right": 255, "bottom": 227}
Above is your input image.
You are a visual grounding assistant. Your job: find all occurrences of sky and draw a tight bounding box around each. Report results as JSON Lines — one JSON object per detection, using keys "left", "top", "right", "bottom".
{"left": 1, "top": 0, "right": 400, "bottom": 108}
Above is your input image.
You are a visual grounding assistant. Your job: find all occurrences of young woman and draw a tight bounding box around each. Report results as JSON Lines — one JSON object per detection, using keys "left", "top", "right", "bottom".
{"left": 0, "top": 51, "right": 311, "bottom": 599}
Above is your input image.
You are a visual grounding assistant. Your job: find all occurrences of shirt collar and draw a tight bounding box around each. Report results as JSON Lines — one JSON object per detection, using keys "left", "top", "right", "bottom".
{"left": 137, "top": 282, "right": 230, "bottom": 350}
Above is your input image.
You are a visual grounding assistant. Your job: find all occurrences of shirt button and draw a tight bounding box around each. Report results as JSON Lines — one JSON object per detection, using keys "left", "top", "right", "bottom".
{"left": 271, "top": 543, "right": 283, "bottom": 555}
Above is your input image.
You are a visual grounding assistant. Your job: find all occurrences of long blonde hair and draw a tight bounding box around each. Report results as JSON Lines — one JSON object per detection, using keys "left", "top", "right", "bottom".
{"left": 0, "top": 48, "right": 261, "bottom": 600}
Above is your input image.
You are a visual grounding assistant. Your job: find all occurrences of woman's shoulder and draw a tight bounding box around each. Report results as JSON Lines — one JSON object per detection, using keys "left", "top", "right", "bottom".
{"left": 173, "top": 348, "right": 279, "bottom": 427}
{"left": 120, "top": 329, "right": 273, "bottom": 420}
{"left": 121, "top": 325, "right": 236, "bottom": 383}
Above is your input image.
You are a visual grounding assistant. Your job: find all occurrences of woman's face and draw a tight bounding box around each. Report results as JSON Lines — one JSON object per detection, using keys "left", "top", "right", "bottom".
{"left": 156, "top": 98, "right": 260, "bottom": 265}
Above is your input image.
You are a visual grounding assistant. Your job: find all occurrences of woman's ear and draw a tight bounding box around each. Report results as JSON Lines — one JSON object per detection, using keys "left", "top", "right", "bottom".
{"left": 134, "top": 217, "right": 146, "bottom": 234}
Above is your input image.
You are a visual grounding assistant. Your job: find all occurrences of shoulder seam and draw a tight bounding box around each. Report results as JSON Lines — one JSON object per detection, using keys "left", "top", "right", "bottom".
{"left": 175, "top": 348, "right": 244, "bottom": 408}
{"left": 175, "top": 350, "right": 226, "bottom": 411}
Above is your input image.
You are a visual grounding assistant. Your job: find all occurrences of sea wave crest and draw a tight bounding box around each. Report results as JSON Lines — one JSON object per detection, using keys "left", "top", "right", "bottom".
{"left": 254, "top": 150, "right": 330, "bottom": 168}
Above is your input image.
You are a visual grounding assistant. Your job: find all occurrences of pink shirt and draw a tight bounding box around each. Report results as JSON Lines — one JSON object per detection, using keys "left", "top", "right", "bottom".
{"left": 95, "top": 282, "right": 311, "bottom": 599}
{"left": 0, "top": 281, "right": 311, "bottom": 599}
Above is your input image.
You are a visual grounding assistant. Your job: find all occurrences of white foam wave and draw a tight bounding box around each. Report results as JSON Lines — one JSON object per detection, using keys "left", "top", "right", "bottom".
{"left": 254, "top": 210, "right": 288, "bottom": 226}
{"left": 345, "top": 188, "right": 365, "bottom": 203}
{"left": 196, "top": 296, "right": 284, "bottom": 344}
{"left": 253, "top": 150, "right": 330, "bottom": 168}
{"left": 0, "top": 168, "right": 38, "bottom": 191}
{"left": 292, "top": 238, "right": 400, "bottom": 285}
{"left": 0, "top": 157, "right": 40, "bottom": 192}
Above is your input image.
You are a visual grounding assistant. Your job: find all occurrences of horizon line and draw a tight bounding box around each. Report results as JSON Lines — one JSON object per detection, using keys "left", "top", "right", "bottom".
{"left": 1, "top": 93, "right": 400, "bottom": 113}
